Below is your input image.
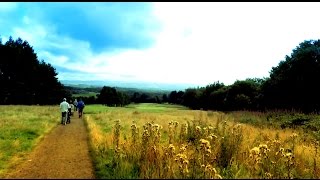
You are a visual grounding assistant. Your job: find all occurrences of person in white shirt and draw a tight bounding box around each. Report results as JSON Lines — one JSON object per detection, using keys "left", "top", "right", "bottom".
{"left": 60, "top": 98, "right": 69, "bottom": 125}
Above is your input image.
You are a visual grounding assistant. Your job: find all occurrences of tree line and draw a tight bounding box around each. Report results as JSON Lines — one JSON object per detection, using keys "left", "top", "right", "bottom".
{"left": 0, "top": 36, "right": 71, "bottom": 105}
{"left": 167, "top": 40, "right": 320, "bottom": 113}
{"left": 1, "top": 36, "right": 320, "bottom": 113}
{"left": 95, "top": 39, "right": 320, "bottom": 114}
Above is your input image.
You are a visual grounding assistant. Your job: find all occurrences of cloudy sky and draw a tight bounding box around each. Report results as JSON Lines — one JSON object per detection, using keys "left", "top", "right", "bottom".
{"left": 1, "top": 2, "right": 320, "bottom": 86}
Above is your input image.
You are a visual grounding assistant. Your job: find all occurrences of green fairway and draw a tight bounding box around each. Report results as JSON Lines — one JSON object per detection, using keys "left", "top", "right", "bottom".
{"left": 125, "top": 103, "right": 190, "bottom": 113}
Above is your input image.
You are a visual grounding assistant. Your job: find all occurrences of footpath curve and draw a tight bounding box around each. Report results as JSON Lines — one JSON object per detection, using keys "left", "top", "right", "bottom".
{"left": 5, "top": 114, "right": 95, "bottom": 179}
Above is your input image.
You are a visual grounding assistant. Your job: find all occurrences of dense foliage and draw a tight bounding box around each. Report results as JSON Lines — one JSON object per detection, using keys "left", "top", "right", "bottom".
{"left": 0, "top": 36, "right": 71, "bottom": 104}
{"left": 168, "top": 40, "right": 320, "bottom": 113}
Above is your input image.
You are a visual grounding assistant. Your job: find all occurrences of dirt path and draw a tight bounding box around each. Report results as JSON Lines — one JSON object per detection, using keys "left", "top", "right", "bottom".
{"left": 5, "top": 114, "right": 95, "bottom": 179}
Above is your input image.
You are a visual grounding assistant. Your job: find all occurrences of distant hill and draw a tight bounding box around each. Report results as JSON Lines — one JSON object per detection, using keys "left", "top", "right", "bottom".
{"left": 60, "top": 80, "right": 198, "bottom": 91}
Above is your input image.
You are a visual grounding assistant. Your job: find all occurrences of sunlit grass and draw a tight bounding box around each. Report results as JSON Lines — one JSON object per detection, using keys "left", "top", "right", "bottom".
{"left": 85, "top": 103, "right": 320, "bottom": 179}
{"left": 0, "top": 105, "right": 60, "bottom": 177}
{"left": 1, "top": 104, "right": 319, "bottom": 179}
{"left": 72, "top": 92, "right": 98, "bottom": 98}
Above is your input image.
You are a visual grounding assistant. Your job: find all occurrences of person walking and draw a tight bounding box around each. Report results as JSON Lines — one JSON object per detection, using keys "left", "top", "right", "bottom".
{"left": 66, "top": 100, "right": 73, "bottom": 124}
{"left": 69, "top": 100, "right": 74, "bottom": 116}
{"left": 73, "top": 99, "right": 78, "bottom": 112}
{"left": 60, "top": 98, "right": 69, "bottom": 125}
{"left": 77, "top": 99, "right": 85, "bottom": 118}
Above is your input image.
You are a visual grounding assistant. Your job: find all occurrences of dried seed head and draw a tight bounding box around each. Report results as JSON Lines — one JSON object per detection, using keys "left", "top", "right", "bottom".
{"left": 250, "top": 147, "right": 260, "bottom": 155}
{"left": 196, "top": 126, "right": 201, "bottom": 131}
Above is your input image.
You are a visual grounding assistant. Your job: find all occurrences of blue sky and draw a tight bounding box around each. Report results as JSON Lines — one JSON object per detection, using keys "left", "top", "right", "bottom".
{"left": 2, "top": 2, "right": 320, "bottom": 86}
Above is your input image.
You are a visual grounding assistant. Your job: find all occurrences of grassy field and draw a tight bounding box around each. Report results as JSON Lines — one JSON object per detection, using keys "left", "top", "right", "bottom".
{"left": 84, "top": 103, "right": 320, "bottom": 179}
{"left": 72, "top": 92, "right": 98, "bottom": 98}
{"left": 0, "top": 105, "right": 60, "bottom": 177}
{"left": 1, "top": 104, "right": 320, "bottom": 178}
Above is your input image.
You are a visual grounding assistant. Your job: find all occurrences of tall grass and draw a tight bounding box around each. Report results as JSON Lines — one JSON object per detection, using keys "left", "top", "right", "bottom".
{"left": 0, "top": 105, "right": 60, "bottom": 177}
{"left": 84, "top": 104, "right": 320, "bottom": 178}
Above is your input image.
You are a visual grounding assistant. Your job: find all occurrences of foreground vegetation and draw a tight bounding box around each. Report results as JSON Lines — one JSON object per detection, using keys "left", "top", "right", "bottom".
{"left": 0, "top": 105, "right": 60, "bottom": 177}
{"left": 1, "top": 104, "right": 320, "bottom": 178}
{"left": 85, "top": 103, "right": 320, "bottom": 179}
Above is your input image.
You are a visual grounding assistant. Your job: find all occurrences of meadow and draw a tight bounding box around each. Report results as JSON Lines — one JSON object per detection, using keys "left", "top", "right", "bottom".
{"left": 1, "top": 103, "right": 320, "bottom": 178}
{"left": 0, "top": 105, "right": 60, "bottom": 177}
{"left": 85, "top": 103, "right": 320, "bottom": 179}
{"left": 72, "top": 92, "right": 98, "bottom": 98}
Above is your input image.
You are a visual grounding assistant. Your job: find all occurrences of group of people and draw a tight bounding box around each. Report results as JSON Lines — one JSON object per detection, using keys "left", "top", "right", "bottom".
{"left": 59, "top": 98, "right": 85, "bottom": 125}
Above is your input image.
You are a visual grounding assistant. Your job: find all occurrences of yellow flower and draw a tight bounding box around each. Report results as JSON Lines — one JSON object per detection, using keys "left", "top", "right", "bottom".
{"left": 200, "top": 139, "right": 210, "bottom": 146}
{"left": 183, "top": 160, "right": 189, "bottom": 165}
{"left": 291, "top": 133, "right": 298, "bottom": 138}
{"left": 250, "top": 147, "right": 260, "bottom": 155}
{"left": 206, "top": 149, "right": 212, "bottom": 154}
{"left": 196, "top": 126, "right": 201, "bottom": 131}
{"left": 169, "top": 144, "right": 175, "bottom": 152}
{"left": 259, "top": 144, "right": 268, "bottom": 149}
{"left": 286, "top": 152, "right": 293, "bottom": 157}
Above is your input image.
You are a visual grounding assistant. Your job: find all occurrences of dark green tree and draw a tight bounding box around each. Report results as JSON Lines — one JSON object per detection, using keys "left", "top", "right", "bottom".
{"left": 0, "top": 36, "right": 70, "bottom": 104}
{"left": 262, "top": 40, "right": 320, "bottom": 112}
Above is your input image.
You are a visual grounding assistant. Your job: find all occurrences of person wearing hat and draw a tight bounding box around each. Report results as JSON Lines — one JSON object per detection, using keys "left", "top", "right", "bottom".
{"left": 60, "top": 98, "right": 69, "bottom": 125}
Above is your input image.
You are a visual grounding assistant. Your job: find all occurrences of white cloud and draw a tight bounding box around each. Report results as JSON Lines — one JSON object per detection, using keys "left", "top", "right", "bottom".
{"left": 0, "top": 2, "right": 18, "bottom": 12}
{"left": 6, "top": 2, "right": 320, "bottom": 86}
{"left": 38, "top": 51, "right": 69, "bottom": 65}
{"left": 143, "top": 2, "right": 320, "bottom": 85}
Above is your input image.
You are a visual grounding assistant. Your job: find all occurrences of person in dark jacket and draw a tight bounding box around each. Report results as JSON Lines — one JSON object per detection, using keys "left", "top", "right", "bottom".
{"left": 77, "top": 99, "right": 85, "bottom": 118}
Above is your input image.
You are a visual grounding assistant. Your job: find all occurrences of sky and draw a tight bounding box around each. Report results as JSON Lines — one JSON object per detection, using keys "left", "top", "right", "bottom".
{"left": 1, "top": 2, "right": 320, "bottom": 86}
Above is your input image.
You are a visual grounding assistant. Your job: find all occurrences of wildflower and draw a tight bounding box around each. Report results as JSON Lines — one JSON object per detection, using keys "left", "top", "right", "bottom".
{"left": 259, "top": 144, "right": 268, "bottom": 149}
{"left": 286, "top": 152, "right": 293, "bottom": 157}
{"left": 180, "top": 146, "right": 187, "bottom": 153}
{"left": 290, "top": 133, "right": 298, "bottom": 138}
{"left": 169, "top": 144, "right": 175, "bottom": 152}
{"left": 250, "top": 147, "right": 260, "bottom": 155}
{"left": 265, "top": 172, "right": 272, "bottom": 178}
{"left": 200, "top": 139, "right": 210, "bottom": 146}
{"left": 205, "top": 164, "right": 213, "bottom": 172}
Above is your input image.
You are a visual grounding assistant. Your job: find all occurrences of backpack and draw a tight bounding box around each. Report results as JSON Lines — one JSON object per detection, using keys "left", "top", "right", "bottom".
{"left": 78, "top": 101, "right": 84, "bottom": 109}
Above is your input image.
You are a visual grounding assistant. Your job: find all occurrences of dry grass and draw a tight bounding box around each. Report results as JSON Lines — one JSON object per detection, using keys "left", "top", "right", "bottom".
{"left": 85, "top": 104, "right": 320, "bottom": 179}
